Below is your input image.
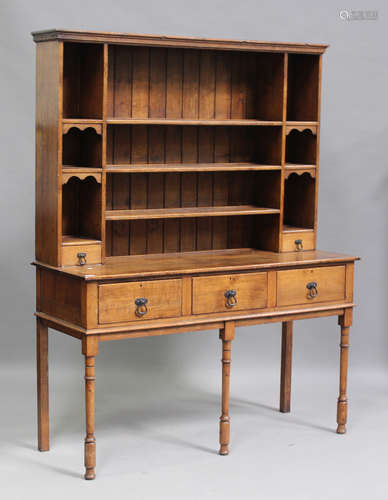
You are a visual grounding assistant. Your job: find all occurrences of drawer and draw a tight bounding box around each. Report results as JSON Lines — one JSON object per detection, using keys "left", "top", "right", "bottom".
{"left": 281, "top": 231, "right": 315, "bottom": 252}
{"left": 62, "top": 244, "right": 101, "bottom": 266}
{"left": 276, "top": 266, "right": 346, "bottom": 307}
{"left": 99, "top": 279, "right": 182, "bottom": 324}
{"left": 192, "top": 272, "right": 267, "bottom": 315}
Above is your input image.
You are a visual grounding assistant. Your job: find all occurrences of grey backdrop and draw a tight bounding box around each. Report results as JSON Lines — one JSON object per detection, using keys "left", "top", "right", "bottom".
{"left": 0, "top": 1, "right": 387, "bottom": 498}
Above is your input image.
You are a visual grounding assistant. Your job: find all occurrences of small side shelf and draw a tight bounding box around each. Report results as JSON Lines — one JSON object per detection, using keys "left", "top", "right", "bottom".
{"left": 283, "top": 173, "right": 315, "bottom": 231}
{"left": 283, "top": 225, "right": 314, "bottom": 233}
{"left": 105, "top": 205, "right": 280, "bottom": 221}
{"left": 62, "top": 120, "right": 103, "bottom": 135}
{"left": 63, "top": 43, "right": 103, "bottom": 119}
{"left": 285, "top": 129, "right": 316, "bottom": 165}
{"left": 62, "top": 167, "right": 102, "bottom": 184}
{"left": 62, "top": 176, "right": 102, "bottom": 262}
{"left": 287, "top": 54, "right": 319, "bottom": 121}
{"left": 62, "top": 126, "right": 102, "bottom": 168}
{"left": 284, "top": 164, "right": 316, "bottom": 179}
{"left": 62, "top": 236, "right": 102, "bottom": 246}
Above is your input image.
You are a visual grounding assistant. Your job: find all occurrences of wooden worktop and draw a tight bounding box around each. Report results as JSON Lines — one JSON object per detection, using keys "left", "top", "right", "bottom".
{"left": 34, "top": 249, "right": 358, "bottom": 281}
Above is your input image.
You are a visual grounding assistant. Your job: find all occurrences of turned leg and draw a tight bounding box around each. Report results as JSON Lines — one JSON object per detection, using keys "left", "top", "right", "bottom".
{"left": 219, "top": 322, "right": 235, "bottom": 456}
{"left": 37, "top": 318, "right": 49, "bottom": 451}
{"left": 83, "top": 337, "right": 98, "bottom": 480}
{"left": 280, "top": 321, "right": 293, "bottom": 413}
{"left": 337, "top": 311, "right": 352, "bottom": 434}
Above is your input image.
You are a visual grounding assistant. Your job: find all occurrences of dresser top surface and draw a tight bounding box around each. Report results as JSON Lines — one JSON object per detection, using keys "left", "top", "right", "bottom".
{"left": 31, "top": 29, "right": 328, "bottom": 53}
{"left": 34, "top": 249, "right": 358, "bottom": 281}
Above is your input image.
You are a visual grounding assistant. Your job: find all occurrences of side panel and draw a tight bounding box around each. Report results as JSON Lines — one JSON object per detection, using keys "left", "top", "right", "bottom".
{"left": 35, "top": 41, "right": 61, "bottom": 266}
{"left": 38, "top": 269, "right": 82, "bottom": 325}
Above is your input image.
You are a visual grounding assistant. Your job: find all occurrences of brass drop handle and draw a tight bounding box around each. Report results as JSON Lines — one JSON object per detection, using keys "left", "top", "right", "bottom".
{"left": 77, "top": 252, "right": 87, "bottom": 266}
{"left": 224, "top": 289, "right": 237, "bottom": 308}
{"left": 135, "top": 297, "right": 148, "bottom": 317}
{"left": 295, "top": 239, "right": 303, "bottom": 251}
{"left": 306, "top": 281, "right": 318, "bottom": 299}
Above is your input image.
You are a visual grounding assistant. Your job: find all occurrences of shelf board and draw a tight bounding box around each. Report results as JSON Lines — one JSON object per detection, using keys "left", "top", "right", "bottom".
{"left": 285, "top": 164, "right": 316, "bottom": 169}
{"left": 106, "top": 163, "right": 282, "bottom": 173}
{"left": 62, "top": 235, "right": 102, "bottom": 246}
{"left": 106, "top": 118, "right": 283, "bottom": 126}
{"left": 286, "top": 121, "right": 318, "bottom": 126}
{"left": 62, "top": 166, "right": 102, "bottom": 183}
{"left": 62, "top": 119, "right": 103, "bottom": 135}
{"left": 63, "top": 118, "right": 103, "bottom": 123}
{"left": 283, "top": 225, "right": 314, "bottom": 234}
{"left": 63, "top": 166, "right": 102, "bottom": 172}
{"left": 284, "top": 164, "right": 316, "bottom": 179}
{"left": 106, "top": 205, "right": 280, "bottom": 221}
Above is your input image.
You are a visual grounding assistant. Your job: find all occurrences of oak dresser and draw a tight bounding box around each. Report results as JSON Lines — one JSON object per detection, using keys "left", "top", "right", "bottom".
{"left": 32, "top": 29, "right": 358, "bottom": 480}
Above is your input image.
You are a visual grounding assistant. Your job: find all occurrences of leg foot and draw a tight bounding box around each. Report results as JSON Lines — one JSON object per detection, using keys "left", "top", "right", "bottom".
{"left": 37, "top": 318, "right": 49, "bottom": 451}
{"left": 219, "top": 323, "right": 234, "bottom": 456}
{"left": 280, "top": 321, "right": 293, "bottom": 413}
{"left": 336, "top": 423, "right": 346, "bottom": 435}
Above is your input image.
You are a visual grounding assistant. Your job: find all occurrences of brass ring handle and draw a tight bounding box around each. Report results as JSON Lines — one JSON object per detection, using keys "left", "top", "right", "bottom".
{"left": 224, "top": 289, "right": 237, "bottom": 308}
{"left": 295, "top": 239, "right": 303, "bottom": 251}
{"left": 135, "top": 297, "right": 148, "bottom": 317}
{"left": 306, "top": 281, "right": 318, "bottom": 299}
{"left": 77, "top": 252, "right": 87, "bottom": 266}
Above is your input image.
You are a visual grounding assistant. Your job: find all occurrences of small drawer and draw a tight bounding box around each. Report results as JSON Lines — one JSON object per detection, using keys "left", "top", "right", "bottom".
{"left": 98, "top": 279, "right": 182, "bottom": 324}
{"left": 192, "top": 272, "right": 267, "bottom": 315}
{"left": 281, "top": 231, "right": 315, "bottom": 252}
{"left": 62, "top": 244, "right": 102, "bottom": 266}
{"left": 277, "top": 266, "right": 346, "bottom": 307}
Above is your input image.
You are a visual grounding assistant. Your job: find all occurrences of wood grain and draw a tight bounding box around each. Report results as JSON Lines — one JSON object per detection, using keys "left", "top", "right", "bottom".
{"left": 99, "top": 279, "right": 182, "bottom": 324}
{"left": 192, "top": 272, "right": 267, "bottom": 314}
{"left": 277, "top": 266, "right": 346, "bottom": 307}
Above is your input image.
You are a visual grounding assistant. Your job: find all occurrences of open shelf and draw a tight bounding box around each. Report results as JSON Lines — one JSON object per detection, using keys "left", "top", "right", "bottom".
{"left": 106, "top": 213, "right": 280, "bottom": 256}
{"left": 62, "top": 127, "right": 102, "bottom": 168}
{"left": 106, "top": 205, "right": 280, "bottom": 220}
{"left": 107, "top": 46, "right": 284, "bottom": 121}
{"left": 107, "top": 125, "right": 282, "bottom": 166}
{"left": 62, "top": 176, "right": 102, "bottom": 241}
{"left": 105, "top": 168, "right": 281, "bottom": 255}
{"left": 106, "top": 170, "right": 280, "bottom": 210}
{"left": 63, "top": 43, "right": 103, "bottom": 119}
{"left": 283, "top": 173, "right": 315, "bottom": 229}
{"left": 106, "top": 163, "right": 281, "bottom": 173}
{"left": 286, "top": 129, "right": 316, "bottom": 165}
{"left": 287, "top": 54, "right": 319, "bottom": 121}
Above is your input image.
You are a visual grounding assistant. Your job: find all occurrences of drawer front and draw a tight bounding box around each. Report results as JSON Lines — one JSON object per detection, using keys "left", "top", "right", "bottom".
{"left": 277, "top": 266, "right": 346, "bottom": 307}
{"left": 281, "top": 232, "right": 315, "bottom": 252}
{"left": 192, "top": 272, "right": 268, "bottom": 315}
{"left": 62, "top": 244, "right": 101, "bottom": 266}
{"left": 99, "top": 279, "right": 182, "bottom": 324}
